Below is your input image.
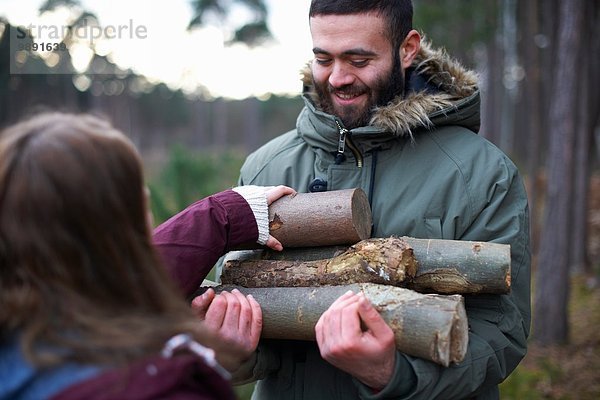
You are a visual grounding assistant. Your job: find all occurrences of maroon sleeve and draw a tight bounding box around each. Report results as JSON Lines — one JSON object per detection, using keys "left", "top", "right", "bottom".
{"left": 153, "top": 190, "right": 258, "bottom": 296}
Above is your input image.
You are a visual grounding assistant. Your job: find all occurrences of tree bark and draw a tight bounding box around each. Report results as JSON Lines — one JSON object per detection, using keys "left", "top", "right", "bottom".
{"left": 223, "top": 237, "right": 416, "bottom": 287}
{"left": 223, "top": 237, "right": 511, "bottom": 294}
{"left": 570, "top": 0, "right": 597, "bottom": 274}
{"left": 534, "top": 0, "right": 584, "bottom": 345}
{"left": 209, "top": 283, "right": 468, "bottom": 367}
{"left": 266, "top": 188, "right": 372, "bottom": 247}
{"left": 521, "top": 0, "right": 543, "bottom": 253}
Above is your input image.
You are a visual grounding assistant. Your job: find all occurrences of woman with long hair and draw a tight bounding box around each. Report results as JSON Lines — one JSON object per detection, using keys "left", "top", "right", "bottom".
{"left": 0, "top": 112, "right": 293, "bottom": 399}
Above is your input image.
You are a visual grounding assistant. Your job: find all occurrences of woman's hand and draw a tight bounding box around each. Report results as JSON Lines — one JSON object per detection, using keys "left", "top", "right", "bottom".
{"left": 263, "top": 185, "right": 296, "bottom": 251}
{"left": 191, "top": 288, "right": 262, "bottom": 371}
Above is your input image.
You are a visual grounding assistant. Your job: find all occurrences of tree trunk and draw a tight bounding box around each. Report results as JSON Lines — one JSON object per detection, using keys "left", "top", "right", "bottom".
{"left": 266, "top": 188, "right": 372, "bottom": 247}
{"left": 534, "top": 0, "right": 584, "bottom": 345}
{"left": 209, "top": 283, "right": 468, "bottom": 367}
{"left": 480, "top": 0, "right": 503, "bottom": 146}
{"left": 570, "top": 0, "right": 598, "bottom": 274}
{"left": 499, "top": 0, "right": 518, "bottom": 155}
{"left": 223, "top": 237, "right": 511, "bottom": 294}
{"left": 522, "top": 0, "right": 543, "bottom": 253}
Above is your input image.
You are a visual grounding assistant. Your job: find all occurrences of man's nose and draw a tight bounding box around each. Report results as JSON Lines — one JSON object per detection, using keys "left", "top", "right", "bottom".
{"left": 329, "top": 63, "right": 355, "bottom": 88}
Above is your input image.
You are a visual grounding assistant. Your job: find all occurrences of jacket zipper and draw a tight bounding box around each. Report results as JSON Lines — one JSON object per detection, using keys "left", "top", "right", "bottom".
{"left": 335, "top": 120, "right": 363, "bottom": 167}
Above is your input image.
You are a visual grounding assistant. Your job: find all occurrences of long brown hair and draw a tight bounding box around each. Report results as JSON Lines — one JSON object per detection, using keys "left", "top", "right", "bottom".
{"left": 0, "top": 112, "right": 209, "bottom": 366}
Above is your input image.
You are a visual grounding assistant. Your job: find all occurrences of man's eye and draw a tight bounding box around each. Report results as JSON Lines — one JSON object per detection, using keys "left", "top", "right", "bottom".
{"left": 351, "top": 59, "right": 368, "bottom": 67}
{"left": 314, "top": 58, "right": 332, "bottom": 66}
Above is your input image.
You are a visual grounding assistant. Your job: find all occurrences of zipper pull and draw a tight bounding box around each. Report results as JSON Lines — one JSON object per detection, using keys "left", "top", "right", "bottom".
{"left": 335, "top": 120, "right": 348, "bottom": 164}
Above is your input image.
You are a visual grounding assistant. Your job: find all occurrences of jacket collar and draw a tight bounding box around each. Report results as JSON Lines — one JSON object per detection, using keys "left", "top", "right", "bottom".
{"left": 299, "top": 39, "right": 480, "bottom": 140}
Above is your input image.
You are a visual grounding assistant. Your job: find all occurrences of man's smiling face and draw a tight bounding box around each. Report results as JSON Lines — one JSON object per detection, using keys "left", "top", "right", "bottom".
{"left": 310, "top": 13, "right": 404, "bottom": 129}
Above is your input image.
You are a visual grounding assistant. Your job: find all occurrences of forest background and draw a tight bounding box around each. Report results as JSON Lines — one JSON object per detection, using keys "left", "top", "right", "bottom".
{"left": 1, "top": 0, "right": 599, "bottom": 398}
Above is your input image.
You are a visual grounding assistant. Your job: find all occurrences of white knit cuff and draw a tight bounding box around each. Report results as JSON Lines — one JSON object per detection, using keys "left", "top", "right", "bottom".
{"left": 232, "top": 185, "right": 270, "bottom": 245}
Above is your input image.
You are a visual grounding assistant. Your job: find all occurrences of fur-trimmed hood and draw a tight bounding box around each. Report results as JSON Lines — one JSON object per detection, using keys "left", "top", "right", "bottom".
{"left": 300, "top": 40, "right": 480, "bottom": 138}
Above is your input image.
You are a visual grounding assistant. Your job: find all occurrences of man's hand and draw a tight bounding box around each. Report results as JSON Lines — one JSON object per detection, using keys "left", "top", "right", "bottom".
{"left": 262, "top": 185, "right": 296, "bottom": 251}
{"left": 191, "top": 288, "right": 262, "bottom": 371}
{"left": 315, "top": 291, "right": 396, "bottom": 390}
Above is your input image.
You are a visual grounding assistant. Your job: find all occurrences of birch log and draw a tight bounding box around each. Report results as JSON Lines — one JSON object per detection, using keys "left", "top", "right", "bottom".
{"left": 266, "top": 188, "right": 372, "bottom": 247}
{"left": 403, "top": 237, "right": 511, "bottom": 294}
{"left": 209, "top": 283, "right": 468, "bottom": 366}
{"left": 223, "top": 237, "right": 511, "bottom": 294}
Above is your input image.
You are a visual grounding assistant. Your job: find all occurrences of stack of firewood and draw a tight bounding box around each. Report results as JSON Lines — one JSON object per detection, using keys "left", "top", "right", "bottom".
{"left": 206, "top": 189, "right": 510, "bottom": 367}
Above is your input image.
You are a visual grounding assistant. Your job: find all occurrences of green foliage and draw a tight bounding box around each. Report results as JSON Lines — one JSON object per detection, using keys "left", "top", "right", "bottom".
{"left": 499, "top": 353, "right": 574, "bottom": 400}
{"left": 147, "top": 145, "right": 245, "bottom": 225}
{"left": 499, "top": 361, "right": 549, "bottom": 400}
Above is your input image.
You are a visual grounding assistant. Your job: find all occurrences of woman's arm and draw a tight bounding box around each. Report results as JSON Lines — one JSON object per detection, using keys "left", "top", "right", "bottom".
{"left": 153, "top": 186, "right": 295, "bottom": 296}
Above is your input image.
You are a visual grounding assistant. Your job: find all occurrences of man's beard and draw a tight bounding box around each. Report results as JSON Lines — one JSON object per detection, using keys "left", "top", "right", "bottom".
{"left": 314, "top": 56, "right": 405, "bottom": 129}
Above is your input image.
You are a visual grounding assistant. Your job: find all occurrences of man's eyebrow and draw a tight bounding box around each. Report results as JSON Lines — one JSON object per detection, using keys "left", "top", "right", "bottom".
{"left": 312, "top": 47, "right": 377, "bottom": 57}
{"left": 312, "top": 47, "right": 330, "bottom": 55}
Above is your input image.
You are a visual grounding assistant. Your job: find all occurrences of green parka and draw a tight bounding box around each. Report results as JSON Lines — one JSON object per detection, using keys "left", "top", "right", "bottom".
{"left": 230, "top": 41, "right": 531, "bottom": 400}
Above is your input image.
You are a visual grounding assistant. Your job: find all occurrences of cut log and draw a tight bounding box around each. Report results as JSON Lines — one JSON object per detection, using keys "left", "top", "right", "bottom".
{"left": 222, "top": 237, "right": 417, "bottom": 287}
{"left": 403, "top": 237, "right": 511, "bottom": 294}
{"left": 223, "top": 236, "right": 511, "bottom": 294}
{"left": 208, "top": 283, "right": 468, "bottom": 366}
{"left": 266, "top": 188, "right": 372, "bottom": 247}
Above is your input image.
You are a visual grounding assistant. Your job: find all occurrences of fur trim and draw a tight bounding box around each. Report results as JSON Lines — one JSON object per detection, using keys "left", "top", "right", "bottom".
{"left": 370, "top": 92, "right": 456, "bottom": 137}
{"left": 411, "top": 40, "right": 478, "bottom": 99}
{"left": 300, "top": 39, "right": 479, "bottom": 137}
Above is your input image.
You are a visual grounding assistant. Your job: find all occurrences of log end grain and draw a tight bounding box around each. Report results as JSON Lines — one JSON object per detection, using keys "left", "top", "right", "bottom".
{"left": 449, "top": 295, "right": 469, "bottom": 364}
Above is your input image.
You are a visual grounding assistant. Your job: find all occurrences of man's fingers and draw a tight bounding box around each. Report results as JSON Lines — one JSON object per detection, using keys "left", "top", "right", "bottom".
{"left": 316, "top": 291, "right": 360, "bottom": 349}
{"left": 356, "top": 294, "right": 393, "bottom": 340}
{"left": 329, "top": 291, "right": 361, "bottom": 311}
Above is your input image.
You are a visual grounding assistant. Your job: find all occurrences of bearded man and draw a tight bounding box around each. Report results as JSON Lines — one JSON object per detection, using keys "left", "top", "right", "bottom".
{"left": 205, "top": 1, "right": 531, "bottom": 398}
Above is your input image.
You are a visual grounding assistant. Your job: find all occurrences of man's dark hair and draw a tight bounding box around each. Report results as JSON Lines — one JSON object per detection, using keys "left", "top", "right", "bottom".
{"left": 309, "top": 0, "right": 413, "bottom": 50}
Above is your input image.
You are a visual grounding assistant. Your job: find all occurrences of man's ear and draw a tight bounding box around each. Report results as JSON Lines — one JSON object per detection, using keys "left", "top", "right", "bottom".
{"left": 399, "top": 30, "right": 421, "bottom": 69}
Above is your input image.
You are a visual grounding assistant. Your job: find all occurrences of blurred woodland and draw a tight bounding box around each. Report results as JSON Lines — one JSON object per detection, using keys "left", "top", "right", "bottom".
{"left": 1, "top": 0, "right": 599, "bottom": 398}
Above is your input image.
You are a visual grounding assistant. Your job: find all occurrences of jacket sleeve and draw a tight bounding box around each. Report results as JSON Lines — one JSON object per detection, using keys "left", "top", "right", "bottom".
{"left": 356, "top": 158, "right": 531, "bottom": 399}
{"left": 153, "top": 190, "right": 259, "bottom": 297}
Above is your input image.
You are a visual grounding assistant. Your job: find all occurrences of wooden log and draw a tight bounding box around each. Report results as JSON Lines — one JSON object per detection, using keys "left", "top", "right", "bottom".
{"left": 208, "top": 283, "right": 468, "bottom": 366}
{"left": 403, "top": 237, "right": 511, "bottom": 294}
{"left": 222, "top": 236, "right": 511, "bottom": 294}
{"left": 266, "top": 188, "right": 372, "bottom": 247}
{"left": 222, "top": 237, "right": 417, "bottom": 287}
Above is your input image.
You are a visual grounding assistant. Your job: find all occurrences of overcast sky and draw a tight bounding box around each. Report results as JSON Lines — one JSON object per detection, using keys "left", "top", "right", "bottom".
{"left": 1, "top": 0, "right": 314, "bottom": 98}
